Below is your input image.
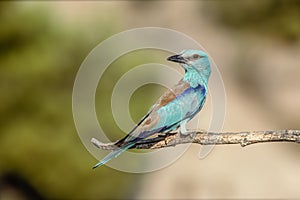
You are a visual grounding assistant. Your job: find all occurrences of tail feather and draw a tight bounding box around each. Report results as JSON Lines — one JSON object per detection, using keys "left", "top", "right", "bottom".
{"left": 92, "top": 143, "right": 134, "bottom": 169}
{"left": 92, "top": 129, "right": 164, "bottom": 169}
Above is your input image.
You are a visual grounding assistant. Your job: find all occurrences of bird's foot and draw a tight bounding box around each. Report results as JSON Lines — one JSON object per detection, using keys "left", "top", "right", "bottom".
{"left": 179, "top": 130, "right": 196, "bottom": 139}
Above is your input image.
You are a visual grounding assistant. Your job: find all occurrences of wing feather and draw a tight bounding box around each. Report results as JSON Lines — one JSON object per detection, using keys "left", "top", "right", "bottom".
{"left": 115, "top": 79, "right": 190, "bottom": 146}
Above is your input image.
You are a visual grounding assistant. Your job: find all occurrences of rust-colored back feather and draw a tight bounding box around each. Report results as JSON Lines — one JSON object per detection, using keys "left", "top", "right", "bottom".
{"left": 157, "top": 80, "right": 190, "bottom": 107}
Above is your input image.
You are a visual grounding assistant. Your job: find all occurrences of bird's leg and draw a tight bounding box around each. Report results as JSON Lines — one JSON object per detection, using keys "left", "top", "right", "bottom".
{"left": 179, "top": 119, "right": 195, "bottom": 138}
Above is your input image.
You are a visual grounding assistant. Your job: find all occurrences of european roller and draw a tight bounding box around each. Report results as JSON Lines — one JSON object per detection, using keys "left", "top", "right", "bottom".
{"left": 93, "top": 49, "right": 211, "bottom": 169}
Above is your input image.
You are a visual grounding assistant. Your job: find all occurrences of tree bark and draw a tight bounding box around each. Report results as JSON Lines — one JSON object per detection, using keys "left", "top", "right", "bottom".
{"left": 91, "top": 129, "right": 300, "bottom": 150}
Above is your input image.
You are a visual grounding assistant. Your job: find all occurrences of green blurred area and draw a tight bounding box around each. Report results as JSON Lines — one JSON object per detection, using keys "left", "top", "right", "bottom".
{"left": 0, "top": 2, "right": 143, "bottom": 199}
{"left": 204, "top": 0, "right": 300, "bottom": 42}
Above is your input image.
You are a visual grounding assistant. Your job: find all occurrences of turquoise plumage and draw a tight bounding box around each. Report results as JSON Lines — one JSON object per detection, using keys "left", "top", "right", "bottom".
{"left": 93, "top": 49, "right": 211, "bottom": 169}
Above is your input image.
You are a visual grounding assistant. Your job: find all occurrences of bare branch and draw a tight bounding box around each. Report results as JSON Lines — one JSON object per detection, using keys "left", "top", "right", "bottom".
{"left": 91, "top": 130, "right": 300, "bottom": 150}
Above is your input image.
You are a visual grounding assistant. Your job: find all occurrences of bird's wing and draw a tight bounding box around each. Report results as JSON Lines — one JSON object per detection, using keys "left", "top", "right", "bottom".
{"left": 115, "top": 80, "right": 190, "bottom": 146}
{"left": 154, "top": 79, "right": 191, "bottom": 108}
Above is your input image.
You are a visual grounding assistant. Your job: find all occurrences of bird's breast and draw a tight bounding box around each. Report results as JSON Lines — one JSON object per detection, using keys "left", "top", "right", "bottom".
{"left": 177, "top": 84, "right": 206, "bottom": 99}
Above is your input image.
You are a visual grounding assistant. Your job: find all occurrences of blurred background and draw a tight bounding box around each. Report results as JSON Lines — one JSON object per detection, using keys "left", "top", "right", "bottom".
{"left": 0, "top": 1, "right": 300, "bottom": 199}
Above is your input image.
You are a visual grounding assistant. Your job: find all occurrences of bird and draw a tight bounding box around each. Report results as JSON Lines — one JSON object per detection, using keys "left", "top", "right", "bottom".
{"left": 93, "top": 49, "right": 211, "bottom": 169}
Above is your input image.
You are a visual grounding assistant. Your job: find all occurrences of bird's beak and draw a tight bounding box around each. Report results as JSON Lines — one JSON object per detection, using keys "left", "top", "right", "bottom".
{"left": 167, "top": 54, "right": 186, "bottom": 64}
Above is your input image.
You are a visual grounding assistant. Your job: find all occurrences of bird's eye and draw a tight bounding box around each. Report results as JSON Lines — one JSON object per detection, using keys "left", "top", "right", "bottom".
{"left": 192, "top": 54, "right": 201, "bottom": 59}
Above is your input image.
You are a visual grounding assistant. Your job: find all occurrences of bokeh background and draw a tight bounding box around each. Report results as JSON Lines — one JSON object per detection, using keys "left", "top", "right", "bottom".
{"left": 1, "top": 1, "right": 300, "bottom": 199}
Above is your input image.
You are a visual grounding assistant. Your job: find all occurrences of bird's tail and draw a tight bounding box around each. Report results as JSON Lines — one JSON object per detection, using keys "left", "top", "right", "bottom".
{"left": 92, "top": 142, "right": 135, "bottom": 169}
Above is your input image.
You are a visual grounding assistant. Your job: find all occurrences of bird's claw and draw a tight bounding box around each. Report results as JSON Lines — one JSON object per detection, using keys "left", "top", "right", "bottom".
{"left": 179, "top": 131, "right": 196, "bottom": 139}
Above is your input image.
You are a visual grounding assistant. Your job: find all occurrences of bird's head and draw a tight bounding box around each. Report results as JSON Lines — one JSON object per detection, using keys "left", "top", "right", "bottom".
{"left": 167, "top": 49, "right": 211, "bottom": 79}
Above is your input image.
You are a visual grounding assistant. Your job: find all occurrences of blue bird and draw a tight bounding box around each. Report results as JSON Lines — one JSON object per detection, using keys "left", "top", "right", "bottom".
{"left": 93, "top": 49, "right": 211, "bottom": 169}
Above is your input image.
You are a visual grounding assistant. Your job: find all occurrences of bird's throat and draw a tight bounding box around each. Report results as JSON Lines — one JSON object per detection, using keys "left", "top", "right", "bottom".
{"left": 183, "top": 68, "right": 207, "bottom": 88}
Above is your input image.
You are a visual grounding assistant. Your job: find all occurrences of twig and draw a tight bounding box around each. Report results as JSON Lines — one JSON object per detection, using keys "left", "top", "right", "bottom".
{"left": 91, "top": 130, "right": 300, "bottom": 150}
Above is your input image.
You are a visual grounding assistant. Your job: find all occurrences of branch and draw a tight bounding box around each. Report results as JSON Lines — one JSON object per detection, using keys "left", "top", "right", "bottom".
{"left": 91, "top": 129, "right": 300, "bottom": 150}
